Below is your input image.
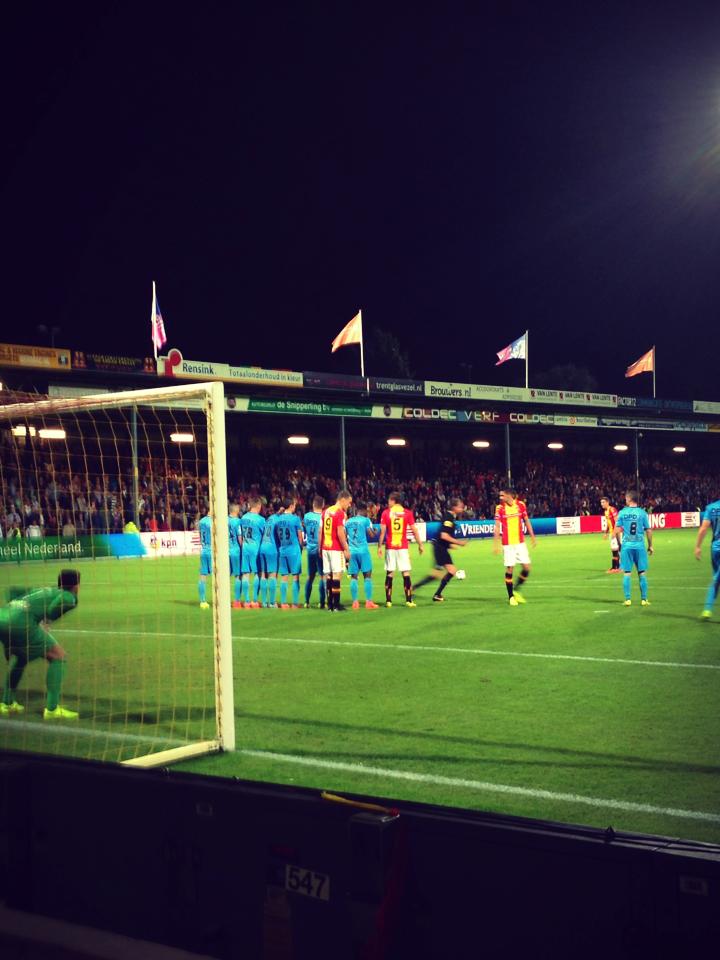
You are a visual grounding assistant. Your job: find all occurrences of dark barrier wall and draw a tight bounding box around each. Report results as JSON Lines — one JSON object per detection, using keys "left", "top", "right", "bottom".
{"left": 1, "top": 755, "right": 718, "bottom": 959}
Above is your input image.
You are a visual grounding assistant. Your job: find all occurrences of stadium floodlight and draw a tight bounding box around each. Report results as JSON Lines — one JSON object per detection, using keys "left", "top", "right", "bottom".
{"left": 38, "top": 428, "right": 67, "bottom": 440}
{"left": 170, "top": 432, "right": 194, "bottom": 443}
{"left": 386, "top": 438, "right": 406, "bottom": 447}
{"left": 0, "top": 381, "right": 234, "bottom": 768}
{"left": 287, "top": 435, "right": 310, "bottom": 445}
{"left": 11, "top": 425, "right": 37, "bottom": 437}
{"left": 547, "top": 442, "right": 564, "bottom": 450}
{"left": 613, "top": 444, "right": 628, "bottom": 452}
{"left": 673, "top": 445, "right": 686, "bottom": 453}
{"left": 472, "top": 440, "right": 490, "bottom": 448}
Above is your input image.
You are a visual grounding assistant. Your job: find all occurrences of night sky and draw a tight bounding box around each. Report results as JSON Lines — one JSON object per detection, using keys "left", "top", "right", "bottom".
{"left": 4, "top": 5, "right": 720, "bottom": 399}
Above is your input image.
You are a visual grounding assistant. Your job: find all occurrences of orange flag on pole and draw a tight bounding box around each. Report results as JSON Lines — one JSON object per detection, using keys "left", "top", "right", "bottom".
{"left": 332, "top": 310, "right": 363, "bottom": 353}
{"left": 625, "top": 347, "right": 654, "bottom": 378}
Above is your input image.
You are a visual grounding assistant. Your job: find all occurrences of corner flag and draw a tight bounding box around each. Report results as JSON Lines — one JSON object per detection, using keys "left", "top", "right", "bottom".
{"left": 151, "top": 281, "right": 167, "bottom": 359}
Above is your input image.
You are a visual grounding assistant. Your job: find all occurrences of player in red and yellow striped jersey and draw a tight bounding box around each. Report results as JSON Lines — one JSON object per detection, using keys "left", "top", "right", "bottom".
{"left": 493, "top": 489, "right": 536, "bottom": 606}
{"left": 378, "top": 492, "right": 423, "bottom": 607}
{"left": 321, "top": 490, "right": 352, "bottom": 612}
{"left": 600, "top": 497, "right": 621, "bottom": 573}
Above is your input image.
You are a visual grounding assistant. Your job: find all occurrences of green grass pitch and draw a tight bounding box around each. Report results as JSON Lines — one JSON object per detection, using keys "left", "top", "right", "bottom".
{"left": 1, "top": 529, "right": 719, "bottom": 843}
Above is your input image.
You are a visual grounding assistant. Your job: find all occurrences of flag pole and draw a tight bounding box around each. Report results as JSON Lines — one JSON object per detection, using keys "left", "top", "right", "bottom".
{"left": 358, "top": 308, "right": 369, "bottom": 392}
{"left": 359, "top": 309, "right": 365, "bottom": 378}
{"left": 151, "top": 280, "right": 158, "bottom": 361}
{"left": 525, "top": 329, "right": 529, "bottom": 389}
{"left": 652, "top": 346, "right": 656, "bottom": 399}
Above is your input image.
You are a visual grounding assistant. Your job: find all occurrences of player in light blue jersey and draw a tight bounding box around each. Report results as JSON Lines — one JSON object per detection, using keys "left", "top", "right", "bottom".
{"left": 345, "top": 502, "right": 379, "bottom": 609}
{"left": 695, "top": 498, "right": 720, "bottom": 619}
{"left": 197, "top": 513, "right": 213, "bottom": 608}
{"left": 228, "top": 504, "right": 243, "bottom": 607}
{"left": 240, "top": 497, "right": 266, "bottom": 608}
{"left": 259, "top": 504, "right": 280, "bottom": 607}
{"left": 615, "top": 491, "right": 653, "bottom": 607}
{"left": 275, "top": 498, "right": 304, "bottom": 608}
{"left": 303, "top": 496, "right": 326, "bottom": 609}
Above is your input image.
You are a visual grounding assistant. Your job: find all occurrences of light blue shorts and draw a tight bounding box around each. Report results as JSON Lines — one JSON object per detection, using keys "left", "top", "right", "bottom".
{"left": 259, "top": 546, "right": 279, "bottom": 575}
{"left": 241, "top": 549, "right": 259, "bottom": 575}
{"left": 348, "top": 550, "right": 372, "bottom": 575}
{"left": 621, "top": 546, "right": 648, "bottom": 573}
{"left": 279, "top": 549, "right": 302, "bottom": 576}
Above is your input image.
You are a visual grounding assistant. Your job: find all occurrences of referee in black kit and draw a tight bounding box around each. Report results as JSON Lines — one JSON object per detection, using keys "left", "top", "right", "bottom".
{"left": 413, "top": 497, "right": 468, "bottom": 602}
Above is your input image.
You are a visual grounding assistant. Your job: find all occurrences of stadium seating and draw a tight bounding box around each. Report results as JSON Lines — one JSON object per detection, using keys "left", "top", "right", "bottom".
{"left": 0, "top": 441, "right": 714, "bottom": 537}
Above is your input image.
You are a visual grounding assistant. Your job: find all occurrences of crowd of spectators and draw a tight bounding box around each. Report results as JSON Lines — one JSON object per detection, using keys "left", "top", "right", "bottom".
{"left": 1, "top": 449, "right": 716, "bottom": 538}
{"left": 239, "top": 456, "right": 715, "bottom": 522}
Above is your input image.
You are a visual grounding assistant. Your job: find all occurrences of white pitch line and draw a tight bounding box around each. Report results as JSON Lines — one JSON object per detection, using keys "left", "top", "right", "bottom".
{"left": 58, "top": 629, "right": 720, "bottom": 671}
{"left": 240, "top": 748, "right": 720, "bottom": 825}
{"left": 529, "top": 581, "right": 707, "bottom": 591}
{"left": 232, "top": 635, "right": 720, "bottom": 671}
{"left": 60, "top": 629, "right": 199, "bottom": 639}
{"left": 0, "top": 717, "right": 184, "bottom": 747}
{"left": 7, "top": 719, "right": 717, "bottom": 825}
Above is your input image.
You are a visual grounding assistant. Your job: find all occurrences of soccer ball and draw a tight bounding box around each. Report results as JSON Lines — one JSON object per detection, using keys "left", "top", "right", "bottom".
{"left": 455, "top": 569, "right": 466, "bottom": 580}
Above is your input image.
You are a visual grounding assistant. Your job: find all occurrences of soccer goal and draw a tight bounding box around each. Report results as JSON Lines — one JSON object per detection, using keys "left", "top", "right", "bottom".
{"left": 0, "top": 381, "right": 234, "bottom": 766}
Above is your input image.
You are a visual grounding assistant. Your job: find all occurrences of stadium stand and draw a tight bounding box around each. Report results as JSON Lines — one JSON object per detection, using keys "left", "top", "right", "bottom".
{"left": 0, "top": 444, "right": 715, "bottom": 538}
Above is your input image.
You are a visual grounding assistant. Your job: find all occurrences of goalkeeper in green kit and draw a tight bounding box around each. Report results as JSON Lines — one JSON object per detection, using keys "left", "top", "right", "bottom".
{"left": 0, "top": 569, "right": 81, "bottom": 720}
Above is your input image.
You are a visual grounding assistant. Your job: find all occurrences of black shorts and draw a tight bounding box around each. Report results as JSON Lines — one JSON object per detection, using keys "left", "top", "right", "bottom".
{"left": 433, "top": 544, "right": 452, "bottom": 568}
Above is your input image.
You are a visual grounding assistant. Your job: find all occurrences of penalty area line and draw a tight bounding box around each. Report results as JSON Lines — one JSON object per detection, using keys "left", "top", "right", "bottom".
{"left": 241, "top": 748, "right": 720, "bottom": 825}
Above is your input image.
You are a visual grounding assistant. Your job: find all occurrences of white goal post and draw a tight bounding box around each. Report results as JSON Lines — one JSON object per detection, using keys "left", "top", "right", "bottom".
{"left": 0, "top": 380, "right": 235, "bottom": 767}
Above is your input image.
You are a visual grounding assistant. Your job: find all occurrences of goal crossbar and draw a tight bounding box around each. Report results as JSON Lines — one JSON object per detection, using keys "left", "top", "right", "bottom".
{"left": 0, "top": 381, "right": 214, "bottom": 420}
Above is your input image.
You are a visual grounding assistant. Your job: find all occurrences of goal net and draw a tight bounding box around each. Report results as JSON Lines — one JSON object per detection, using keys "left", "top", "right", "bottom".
{"left": 0, "top": 381, "right": 234, "bottom": 766}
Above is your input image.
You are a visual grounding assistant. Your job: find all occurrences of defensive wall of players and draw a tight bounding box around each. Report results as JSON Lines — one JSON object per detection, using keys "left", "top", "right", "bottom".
{"left": 0, "top": 511, "right": 700, "bottom": 564}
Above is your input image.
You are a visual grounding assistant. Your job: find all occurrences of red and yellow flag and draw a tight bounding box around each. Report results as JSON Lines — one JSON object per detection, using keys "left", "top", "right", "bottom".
{"left": 331, "top": 311, "right": 362, "bottom": 353}
{"left": 625, "top": 347, "right": 654, "bottom": 378}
